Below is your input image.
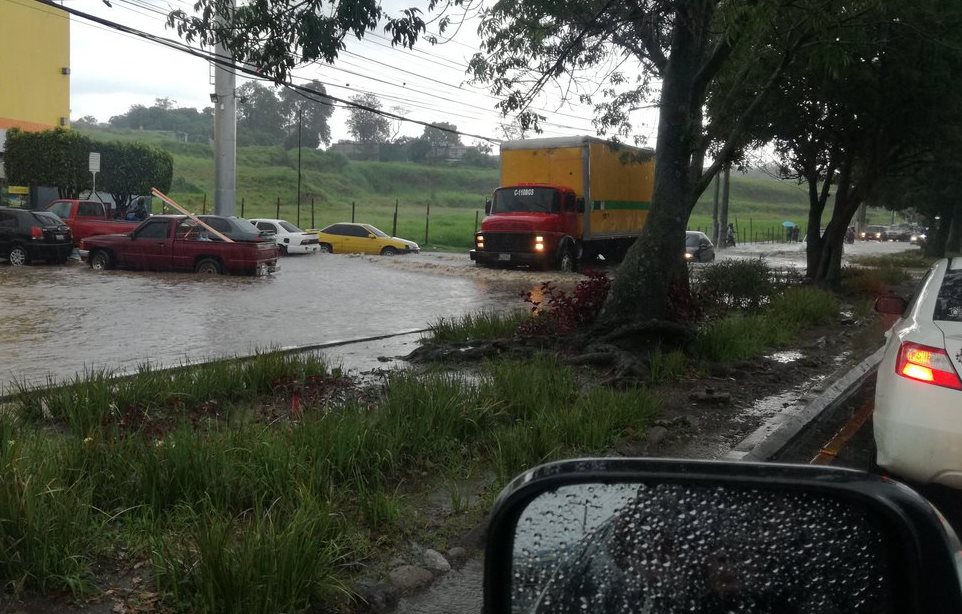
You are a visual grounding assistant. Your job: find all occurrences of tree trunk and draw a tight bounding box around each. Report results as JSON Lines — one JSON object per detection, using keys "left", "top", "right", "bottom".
{"left": 814, "top": 218, "right": 849, "bottom": 288}
{"left": 927, "top": 204, "right": 955, "bottom": 258}
{"left": 804, "top": 167, "right": 830, "bottom": 278}
{"left": 602, "top": 2, "right": 711, "bottom": 325}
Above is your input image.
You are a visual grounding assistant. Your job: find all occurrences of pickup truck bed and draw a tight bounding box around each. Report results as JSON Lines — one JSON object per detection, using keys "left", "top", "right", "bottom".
{"left": 81, "top": 216, "right": 279, "bottom": 276}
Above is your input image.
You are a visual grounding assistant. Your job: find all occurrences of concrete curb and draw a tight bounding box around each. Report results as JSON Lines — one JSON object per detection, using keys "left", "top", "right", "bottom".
{"left": 724, "top": 346, "right": 886, "bottom": 462}
{"left": 0, "top": 328, "right": 429, "bottom": 404}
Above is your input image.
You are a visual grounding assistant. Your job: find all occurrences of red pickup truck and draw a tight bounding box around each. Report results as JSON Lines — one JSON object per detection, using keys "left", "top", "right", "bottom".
{"left": 81, "top": 216, "right": 279, "bottom": 276}
{"left": 45, "top": 200, "right": 142, "bottom": 247}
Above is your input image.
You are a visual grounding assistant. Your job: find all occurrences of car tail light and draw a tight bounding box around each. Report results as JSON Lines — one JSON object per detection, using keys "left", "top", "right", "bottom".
{"left": 896, "top": 342, "right": 962, "bottom": 390}
{"left": 30, "top": 226, "right": 43, "bottom": 239}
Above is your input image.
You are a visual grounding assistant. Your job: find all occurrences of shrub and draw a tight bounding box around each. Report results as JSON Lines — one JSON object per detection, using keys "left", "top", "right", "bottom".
{"left": 427, "top": 310, "right": 529, "bottom": 343}
{"left": 517, "top": 271, "right": 611, "bottom": 336}
{"left": 693, "top": 259, "right": 777, "bottom": 312}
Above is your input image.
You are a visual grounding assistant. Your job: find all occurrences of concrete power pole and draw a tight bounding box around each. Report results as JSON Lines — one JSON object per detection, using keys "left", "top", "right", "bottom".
{"left": 711, "top": 173, "right": 721, "bottom": 245}
{"left": 718, "top": 164, "right": 731, "bottom": 248}
{"left": 212, "top": 0, "right": 237, "bottom": 217}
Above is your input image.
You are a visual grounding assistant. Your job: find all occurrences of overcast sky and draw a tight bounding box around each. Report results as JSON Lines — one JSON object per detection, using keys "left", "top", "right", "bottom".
{"left": 65, "top": 0, "right": 661, "bottom": 148}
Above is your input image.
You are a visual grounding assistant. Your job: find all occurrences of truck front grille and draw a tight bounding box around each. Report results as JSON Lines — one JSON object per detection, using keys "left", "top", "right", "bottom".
{"left": 484, "top": 233, "right": 532, "bottom": 253}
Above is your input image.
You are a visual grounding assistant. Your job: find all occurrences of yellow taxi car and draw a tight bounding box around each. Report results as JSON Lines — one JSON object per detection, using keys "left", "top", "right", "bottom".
{"left": 310, "top": 223, "right": 420, "bottom": 255}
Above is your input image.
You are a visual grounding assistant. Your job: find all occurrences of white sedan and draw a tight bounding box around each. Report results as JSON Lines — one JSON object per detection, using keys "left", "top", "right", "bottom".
{"left": 248, "top": 218, "right": 321, "bottom": 255}
{"left": 874, "top": 257, "right": 962, "bottom": 487}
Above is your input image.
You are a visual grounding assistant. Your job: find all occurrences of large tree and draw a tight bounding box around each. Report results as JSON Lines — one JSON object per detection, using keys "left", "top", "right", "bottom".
{"left": 346, "top": 93, "right": 391, "bottom": 147}
{"left": 728, "top": 0, "right": 962, "bottom": 284}
{"left": 236, "top": 82, "right": 286, "bottom": 146}
{"left": 279, "top": 80, "right": 335, "bottom": 149}
{"left": 468, "top": 0, "right": 878, "bottom": 323}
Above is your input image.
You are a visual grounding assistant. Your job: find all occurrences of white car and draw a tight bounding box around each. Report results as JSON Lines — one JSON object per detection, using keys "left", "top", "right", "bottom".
{"left": 874, "top": 257, "right": 962, "bottom": 487}
{"left": 248, "top": 218, "right": 321, "bottom": 255}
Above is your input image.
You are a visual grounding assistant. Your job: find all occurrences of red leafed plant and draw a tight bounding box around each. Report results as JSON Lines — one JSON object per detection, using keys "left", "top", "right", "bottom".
{"left": 517, "top": 270, "right": 611, "bottom": 336}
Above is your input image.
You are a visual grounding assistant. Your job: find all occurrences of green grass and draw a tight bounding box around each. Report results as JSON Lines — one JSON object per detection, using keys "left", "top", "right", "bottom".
{"left": 695, "top": 286, "right": 839, "bottom": 362}
{"left": 2, "top": 352, "right": 658, "bottom": 610}
{"left": 849, "top": 249, "right": 936, "bottom": 269}
{"left": 426, "top": 309, "right": 530, "bottom": 344}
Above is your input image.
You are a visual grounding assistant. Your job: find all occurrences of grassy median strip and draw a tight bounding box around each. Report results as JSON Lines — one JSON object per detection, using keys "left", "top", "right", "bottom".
{"left": 1, "top": 353, "right": 657, "bottom": 611}
{"left": 695, "top": 286, "right": 839, "bottom": 362}
{"left": 427, "top": 309, "right": 530, "bottom": 344}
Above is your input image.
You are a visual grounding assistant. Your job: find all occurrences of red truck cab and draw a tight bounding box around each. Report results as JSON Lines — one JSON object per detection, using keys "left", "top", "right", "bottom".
{"left": 470, "top": 184, "right": 582, "bottom": 270}
{"left": 81, "top": 216, "right": 279, "bottom": 276}
{"left": 45, "top": 200, "right": 142, "bottom": 247}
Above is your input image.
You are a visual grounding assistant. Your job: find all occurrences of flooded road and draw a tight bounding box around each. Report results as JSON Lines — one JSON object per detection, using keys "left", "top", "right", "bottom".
{"left": 0, "top": 240, "right": 909, "bottom": 392}
{"left": 0, "top": 253, "right": 540, "bottom": 391}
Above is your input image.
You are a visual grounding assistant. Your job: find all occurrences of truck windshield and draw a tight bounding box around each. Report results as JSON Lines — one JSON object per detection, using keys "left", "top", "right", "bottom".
{"left": 493, "top": 187, "right": 560, "bottom": 214}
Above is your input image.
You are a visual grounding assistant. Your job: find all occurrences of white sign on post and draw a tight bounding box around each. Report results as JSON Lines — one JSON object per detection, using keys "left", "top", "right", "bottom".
{"left": 89, "top": 152, "right": 101, "bottom": 199}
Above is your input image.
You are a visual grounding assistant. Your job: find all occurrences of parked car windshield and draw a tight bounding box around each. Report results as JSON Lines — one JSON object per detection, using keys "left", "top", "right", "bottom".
{"left": 363, "top": 225, "right": 388, "bottom": 238}
{"left": 492, "top": 187, "right": 560, "bottom": 214}
{"left": 934, "top": 270, "right": 962, "bottom": 322}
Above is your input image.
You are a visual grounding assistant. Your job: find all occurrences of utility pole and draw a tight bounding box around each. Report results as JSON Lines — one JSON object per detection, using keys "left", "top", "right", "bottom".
{"left": 296, "top": 106, "right": 302, "bottom": 226}
{"left": 719, "top": 164, "right": 731, "bottom": 248}
{"left": 213, "top": 0, "right": 237, "bottom": 217}
{"left": 711, "top": 173, "right": 721, "bottom": 245}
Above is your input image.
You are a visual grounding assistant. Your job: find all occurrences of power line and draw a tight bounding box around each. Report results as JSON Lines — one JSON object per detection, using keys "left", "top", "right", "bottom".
{"left": 32, "top": 0, "right": 505, "bottom": 143}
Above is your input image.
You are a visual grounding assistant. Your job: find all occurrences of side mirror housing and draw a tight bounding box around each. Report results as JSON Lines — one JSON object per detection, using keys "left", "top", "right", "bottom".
{"left": 484, "top": 458, "right": 962, "bottom": 614}
{"left": 485, "top": 199, "right": 492, "bottom": 215}
{"left": 875, "top": 295, "right": 908, "bottom": 315}
{"left": 368, "top": 233, "right": 376, "bottom": 239}
{"left": 576, "top": 198, "right": 586, "bottom": 213}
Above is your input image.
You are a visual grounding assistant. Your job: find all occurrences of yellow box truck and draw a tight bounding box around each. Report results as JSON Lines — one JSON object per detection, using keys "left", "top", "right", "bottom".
{"left": 470, "top": 136, "right": 655, "bottom": 271}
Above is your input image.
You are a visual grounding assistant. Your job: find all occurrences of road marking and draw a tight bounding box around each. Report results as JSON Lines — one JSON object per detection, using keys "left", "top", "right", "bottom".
{"left": 810, "top": 399, "right": 875, "bottom": 465}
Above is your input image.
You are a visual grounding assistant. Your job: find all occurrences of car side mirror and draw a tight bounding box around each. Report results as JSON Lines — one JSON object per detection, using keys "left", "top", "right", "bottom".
{"left": 485, "top": 199, "right": 492, "bottom": 215}
{"left": 874, "top": 295, "right": 908, "bottom": 315}
{"left": 576, "top": 198, "right": 585, "bottom": 213}
{"left": 484, "top": 458, "right": 962, "bottom": 614}
{"left": 368, "top": 233, "right": 376, "bottom": 239}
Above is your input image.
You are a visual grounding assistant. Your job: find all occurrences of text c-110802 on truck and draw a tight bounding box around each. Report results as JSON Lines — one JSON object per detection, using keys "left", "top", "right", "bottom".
{"left": 470, "top": 136, "right": 654, "bottom": 272}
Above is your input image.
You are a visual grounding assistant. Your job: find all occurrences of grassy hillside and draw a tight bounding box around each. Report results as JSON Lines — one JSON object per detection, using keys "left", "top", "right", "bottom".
{"left": 79, "top": 127, "right": 882, "bottom": 249}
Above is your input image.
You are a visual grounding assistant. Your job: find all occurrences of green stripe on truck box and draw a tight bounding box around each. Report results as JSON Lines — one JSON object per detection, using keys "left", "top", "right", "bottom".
{"left": 594, "top": 200, "right": 651, "bottom": 211}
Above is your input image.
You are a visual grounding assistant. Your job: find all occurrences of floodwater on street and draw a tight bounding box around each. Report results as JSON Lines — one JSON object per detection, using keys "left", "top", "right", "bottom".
{"left": 0, "top": 252, "right": 539, "bottom": 392}
{"left": 0, "top": 239, "right": 909, "bottom": 394}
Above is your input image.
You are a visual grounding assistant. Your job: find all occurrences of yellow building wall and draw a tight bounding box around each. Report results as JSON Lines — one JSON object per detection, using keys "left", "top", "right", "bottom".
{"left": 0, "top": 1, "right": 70, "bottom": 132}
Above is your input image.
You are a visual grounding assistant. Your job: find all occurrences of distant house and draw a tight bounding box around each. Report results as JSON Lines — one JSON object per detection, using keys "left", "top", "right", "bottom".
{"left": 330, "top": 141, "right": 379, "bottom": 159}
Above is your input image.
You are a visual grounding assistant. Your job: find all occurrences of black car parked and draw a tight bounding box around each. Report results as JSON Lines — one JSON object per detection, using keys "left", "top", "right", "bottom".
{"left": 0, "top": 206, "right": 73, "bottom": 265}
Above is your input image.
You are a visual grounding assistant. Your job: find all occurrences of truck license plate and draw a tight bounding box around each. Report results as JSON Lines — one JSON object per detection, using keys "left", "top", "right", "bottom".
{"left": 55, "top": 234, "right": 64, "bottom": 240}
{"left": 498, "top": 253, "right": 510, "bottom": 261}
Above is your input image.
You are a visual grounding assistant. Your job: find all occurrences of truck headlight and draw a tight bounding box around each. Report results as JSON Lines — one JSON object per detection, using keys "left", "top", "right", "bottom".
{"left": 534, "top": 243, "right": 544, "bottom": 251}
{"left": 684, "top": 252, "right": 693, "bottom": 260}
{"left": 476, "top": 234, "right": 484, "bottom": 243}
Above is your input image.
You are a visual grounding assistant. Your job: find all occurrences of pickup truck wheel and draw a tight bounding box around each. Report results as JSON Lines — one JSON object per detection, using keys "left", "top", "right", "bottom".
{"left": 380, "top": 246, "right": 398, "bottom": 256}
{"left": 195, "top": 258, "right": 223, "bottom": 274}
{"left": 319, "top": 243, "right": 332, "bottom": 254}
{"left": 8, "top": 244, "right": 30, "bottom": 266}
{"left": 89, "top": 250, "right": 112, "bottom": 270}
